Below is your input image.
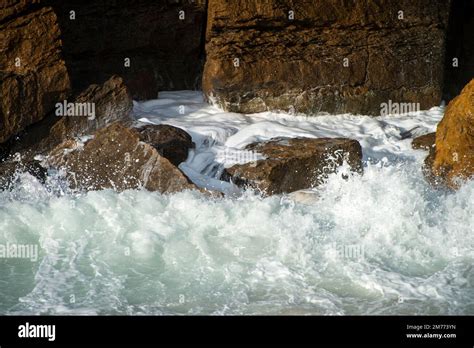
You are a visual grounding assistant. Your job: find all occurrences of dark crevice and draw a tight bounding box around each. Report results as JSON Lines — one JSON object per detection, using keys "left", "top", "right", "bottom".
{"left": 196, "top": 0, "right": 209, "bottom": 90}
{"left": 443, "top": 0, "right": 474, "bottom": 101}
{"left": 44, "top": 0, "right": 207, "bottom": 100}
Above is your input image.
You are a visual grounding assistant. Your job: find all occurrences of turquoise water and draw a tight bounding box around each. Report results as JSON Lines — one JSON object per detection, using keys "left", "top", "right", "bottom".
{"left": 0, "top": 161, "right": 473, "bottom": 315}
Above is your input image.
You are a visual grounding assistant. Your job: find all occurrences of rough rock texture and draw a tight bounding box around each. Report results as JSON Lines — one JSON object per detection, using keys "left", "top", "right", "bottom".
{"left": 0, "top": 0, "right": 41, "bottom": 21}
{"left": 203, "top": 0, "right": 451, "bottom": 115}
{"left": 429, "top": 79, "right": 474, "bottom": 188}
{"left": 223, "top": 137, "right": 362, "bottom": 195}
{"left": 138, "top": 125, "right": 194, "bottom": 166}
{"left": 47, "top": 122, "right": 197, "bottom": 193}
{"left": 6, "top": 75, "right": 133, "bottom": 161}
{"left": 50, "top": 75, "right": 133, "bottom": 140}
{"left": 0, "top": 2, "right": 70, "bottom": 143}
{"left": 412, "top": 132, "right": 435, "bottom": 151}
{"left": 46, "top": 0, "right": 207, "bottom": 100}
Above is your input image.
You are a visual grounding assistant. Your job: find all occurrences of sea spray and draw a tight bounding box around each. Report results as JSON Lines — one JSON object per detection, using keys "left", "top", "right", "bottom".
{"left": 0, "top": 92, "right": 472, "bottom": 315}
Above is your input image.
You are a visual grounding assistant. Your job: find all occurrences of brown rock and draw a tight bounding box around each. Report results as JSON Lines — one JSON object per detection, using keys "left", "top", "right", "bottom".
{"left": 203, "top": 0, "right": 450, "bottom": 115}
{"left": 0, "top": 4, "right": 71, "bottom": 143}
{"left": 429, "top": 79, "right": 474, "bottom": 188}
{"left": 47, "top": 122, "right": 197, "bottom": 193}
{"left": 52, "top": 75, "right": 133, "bottom": 139}
{"left": 412, "top": 132, "right": 436, "bottom": 151}
{"left": 222, "top": 137, "right": 362, "bottom": 195}
{"left": 0, "top": 1, "right": 42, "bottom": 22}
{"left": 138, "top": 124, "right": 195, "bottom": 166}
{"left": 7, "top": 75, "right": 133, "bottom": 161}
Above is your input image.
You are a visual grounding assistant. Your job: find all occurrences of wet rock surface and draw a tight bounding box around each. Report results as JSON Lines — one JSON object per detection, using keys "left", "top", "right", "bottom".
{"left": 138, "top": 124, "right": 195, "bottom": 166}
{"left": 47, "top": 122, "right": 198, "bottom": 193}
{"left": 223, "top": 137, "right": 363, "bottom": 195}
{"left": 412, "top": 132, "right": 436, "bottom": 151}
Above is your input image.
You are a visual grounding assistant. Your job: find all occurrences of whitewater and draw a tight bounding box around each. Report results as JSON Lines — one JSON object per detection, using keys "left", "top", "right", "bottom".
{"left": 0, "top": 91, "right": 473, "bottom": 315}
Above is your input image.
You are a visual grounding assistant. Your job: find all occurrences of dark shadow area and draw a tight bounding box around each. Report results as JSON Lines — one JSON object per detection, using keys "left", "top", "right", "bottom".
{"left": 45, "top": 0, "right": 207, "bottom": 100}
{"left": 443, "top": 0, "right": 474, "bottom": 101}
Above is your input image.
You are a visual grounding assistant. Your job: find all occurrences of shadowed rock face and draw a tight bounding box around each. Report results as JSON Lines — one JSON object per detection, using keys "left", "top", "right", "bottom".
{"left": 138, "top": 125, "right": 195, "bottom": 166}
{"left": 46, "top": 0, "right": 208, "bottom": 100}
{"left": 47, "top": 122, "right": 198, "bottom": 193}
{"left": 203, "top": 0, "right": 451, "bottom": 115}
{"left": 429, "top": 79, "right": 474, "bottom": 188}
{"left": 0, "top": 2, "right": 70, "bottom": 143}
{"left": 222, "top": 137, "right": 363, "bottom": 195}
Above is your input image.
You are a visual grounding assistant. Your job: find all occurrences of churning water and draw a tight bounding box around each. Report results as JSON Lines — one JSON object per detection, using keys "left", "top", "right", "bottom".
{"left": 0, "top": 92, "right": 472, "bottom": 315}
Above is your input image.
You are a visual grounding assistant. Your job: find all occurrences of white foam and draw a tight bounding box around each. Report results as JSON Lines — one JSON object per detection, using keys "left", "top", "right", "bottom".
{"left": 134, "top": 91, "right": 442, "bottom": 194}
{"left": 1, "top": 91, "right": 473, "bottom": 315}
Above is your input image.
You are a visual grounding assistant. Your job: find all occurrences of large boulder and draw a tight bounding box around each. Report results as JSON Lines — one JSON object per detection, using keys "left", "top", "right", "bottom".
{"left": 222, "top": 137, "right": 362, "bottom": 195}
{"left": 429, "top": 79, "right": 474, "bottom": 188}
{"left": 46, "top": 0, "right": 207, "bottom": 99}
{"left": 0, "top": 3, "right": 70, "bottom": 143}
{"left": 47, "top": 122, "right": 197, "bottom": 193}
{"left": 203, "top": 0, "right": 450, "bottom": 115}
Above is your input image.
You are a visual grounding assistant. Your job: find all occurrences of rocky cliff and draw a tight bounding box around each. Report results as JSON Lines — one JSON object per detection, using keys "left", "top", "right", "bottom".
{"left": 0, "top": 0, "right": 70, "bottom": 143}
{"left": 203, "top": 0, "right": 451, "bottom": 115}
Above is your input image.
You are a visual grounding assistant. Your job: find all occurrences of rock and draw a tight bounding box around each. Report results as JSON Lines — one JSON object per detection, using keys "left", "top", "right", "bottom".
{"left": 0, "top": 1, "right": 41, "bottom": 22}
{"left": 222, "top": 137, "right": 362, "bottom": 195}
{"left": 203, "top": 0, "right": 450, "bottom": 115}
{"left": 0, "top": 4, "right": 70, "bottom": 143}
{"left": 412, "top": 132, "right": 436, "bottom": 151}
{"left": 47, "top": 122, "right": 198, "bottom": 193}
{"left": 138, "top": 125, "right": 195, "bottom": 166}
{"left": 6, "top": 75, "right": 133, "bottom": 161}
{"left": 46, "top": 0, "right": 207, "bottom": 99}
{"left": 429, "top": 79, "right": 474, "bottom": 188}
{"left": 51, "top": 75, "right": 133, "bottom": 139}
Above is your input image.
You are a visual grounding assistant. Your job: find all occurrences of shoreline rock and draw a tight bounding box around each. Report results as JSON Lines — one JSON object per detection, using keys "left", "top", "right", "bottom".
{"left": 427, "top": 79, "right": 474, "bottom": 188}
{"left": 203, "top": 0, "right": 450, "bottom": 115}
{"left": 47, "top": 122, "right": 198, "bottom": 193}
{"left": 222, "top": 137, "right": 363, "bottom": 195}
{"left": 137, "top": 125, "right": 195, "bottom": 167}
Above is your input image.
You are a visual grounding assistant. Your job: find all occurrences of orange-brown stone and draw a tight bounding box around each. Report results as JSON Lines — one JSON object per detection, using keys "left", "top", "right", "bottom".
{"left": 431, "top": 79, "right": 474, "bottom": 188}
